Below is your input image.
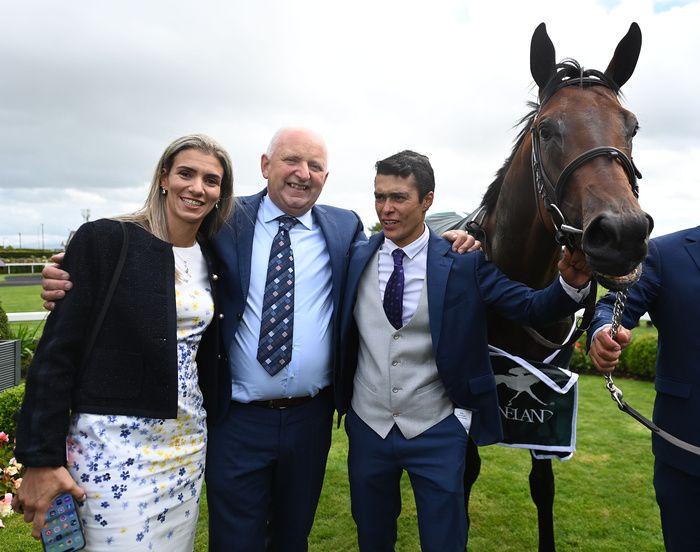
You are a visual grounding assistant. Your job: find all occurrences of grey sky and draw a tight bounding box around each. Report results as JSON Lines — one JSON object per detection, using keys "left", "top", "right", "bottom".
{"left": 2, "top": 0, "right": 699, "bottom": 248}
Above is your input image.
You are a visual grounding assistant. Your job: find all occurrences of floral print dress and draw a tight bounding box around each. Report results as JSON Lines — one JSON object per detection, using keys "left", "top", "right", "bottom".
{"left": 66, "top": 243, "right": 213, "bottom": 551}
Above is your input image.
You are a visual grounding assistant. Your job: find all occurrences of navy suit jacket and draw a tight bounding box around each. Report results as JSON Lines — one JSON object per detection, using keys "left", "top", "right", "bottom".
{"left": 336, "top": 230, "right": 586, "bottom": 446}
{"left": 211, "top": 189, "right": 366, "bottom": 423}
{"left": 589, "top": 225, "right": 700, "bottom": 476}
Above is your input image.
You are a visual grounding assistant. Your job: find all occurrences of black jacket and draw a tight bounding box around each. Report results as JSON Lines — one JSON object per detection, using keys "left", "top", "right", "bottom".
{"left": 15, "top": 219, "right": 226, "bottom": 467}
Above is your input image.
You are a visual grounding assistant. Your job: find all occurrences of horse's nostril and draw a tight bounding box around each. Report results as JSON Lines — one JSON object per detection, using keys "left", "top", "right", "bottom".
{"left": 583, "top": 211, "right": 650, "bottom": 276}
{"left": 585, "top": 212, "right": 650, "bottom": 248}
{"left": 584, "top": 215, "right": 618, "bottom": 249}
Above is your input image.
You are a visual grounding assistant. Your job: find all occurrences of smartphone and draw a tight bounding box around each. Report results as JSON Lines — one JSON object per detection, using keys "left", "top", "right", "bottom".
{"left": 41, "top": 493, "right": 85, "bottom": 552}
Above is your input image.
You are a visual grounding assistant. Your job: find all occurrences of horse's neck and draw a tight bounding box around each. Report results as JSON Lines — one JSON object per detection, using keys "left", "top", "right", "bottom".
{"left": 485, "top": 152, "right": 560, "bottom": 289}
{"left": 483, "top": 147, "right": 571, "bottom": 360}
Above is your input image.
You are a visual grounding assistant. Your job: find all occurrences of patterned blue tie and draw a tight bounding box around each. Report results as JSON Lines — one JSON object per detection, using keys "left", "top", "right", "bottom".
{"left": 257, "top": 215, "right": 298, "bottom": 375}
{"left": 383, "top": 249, "right": 405, "bottom": 330}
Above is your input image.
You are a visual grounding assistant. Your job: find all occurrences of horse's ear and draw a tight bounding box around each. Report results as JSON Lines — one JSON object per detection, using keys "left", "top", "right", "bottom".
{"left": 530, "top": 22, "right": 556, "bottom": 90}
{"left": 604, "top": 22, "right": 642, "bottom": 88}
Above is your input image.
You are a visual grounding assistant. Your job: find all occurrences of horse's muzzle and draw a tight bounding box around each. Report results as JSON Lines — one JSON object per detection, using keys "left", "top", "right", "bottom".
{"left": 581, "top": 210, "right": 653, "bottom": 286}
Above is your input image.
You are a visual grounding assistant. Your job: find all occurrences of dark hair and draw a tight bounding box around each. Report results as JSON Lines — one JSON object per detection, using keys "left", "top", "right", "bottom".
{"left": 375, "top": 150, "right": 435, "bottom": 200}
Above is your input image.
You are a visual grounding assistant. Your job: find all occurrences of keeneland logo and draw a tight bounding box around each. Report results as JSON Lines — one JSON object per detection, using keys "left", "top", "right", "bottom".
{"left": 495, "top": 367, "right": 554, "bottom": 424}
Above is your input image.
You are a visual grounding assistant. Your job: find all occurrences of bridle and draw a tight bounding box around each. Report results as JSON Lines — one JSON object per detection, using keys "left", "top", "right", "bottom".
{"left": 529, "top": 77, "right": 700, "bottom": 457}
{"left": 522, "top": 75, "right": 642, "bottom": 351}
{"left": 530, "top": 77, "right": 642, "bottom": 251}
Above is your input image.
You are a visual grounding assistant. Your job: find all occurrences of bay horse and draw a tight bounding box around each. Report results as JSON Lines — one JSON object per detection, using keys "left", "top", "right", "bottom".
{"left": 436, "top": 23, "right": 653, "bottom": 551}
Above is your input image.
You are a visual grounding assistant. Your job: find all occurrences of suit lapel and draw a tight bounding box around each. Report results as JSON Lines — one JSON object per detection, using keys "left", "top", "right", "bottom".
{"left": 684, "top": 225, "right": 700, "bottom": 272}
{"left": 313, "top": 204, "right": 344, "bottom": 302}
{"left": 426, "top": 231, "right": 453, "bottom": 352}
{"left": 235, "top": 191, "right": 265, "bottom": 297}
{"left": 348, "top": 233, "right": 383, "bottom": 293}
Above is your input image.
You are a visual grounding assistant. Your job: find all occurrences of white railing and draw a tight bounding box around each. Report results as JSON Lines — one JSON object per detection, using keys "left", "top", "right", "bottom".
{"left": 1, "top": 263, "right": 48, "bottom": 274}
{"left": 8, "top": 312, "right": 48, "bottom": 322}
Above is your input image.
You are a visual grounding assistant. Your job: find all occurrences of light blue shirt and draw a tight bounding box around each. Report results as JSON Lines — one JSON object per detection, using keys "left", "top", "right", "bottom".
{"left": 230, "top": 196, "right": 333, "bottom": 401}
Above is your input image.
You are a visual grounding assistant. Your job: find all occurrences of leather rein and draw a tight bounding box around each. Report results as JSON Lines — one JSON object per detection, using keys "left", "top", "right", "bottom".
{"left": 605, "top": 292, "right": 700, "bottom": 456}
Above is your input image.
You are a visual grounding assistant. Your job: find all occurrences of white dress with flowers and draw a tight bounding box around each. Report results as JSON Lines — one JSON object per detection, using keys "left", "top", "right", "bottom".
{"left": 66, "top": 243, "right": 212, "bottom": 551}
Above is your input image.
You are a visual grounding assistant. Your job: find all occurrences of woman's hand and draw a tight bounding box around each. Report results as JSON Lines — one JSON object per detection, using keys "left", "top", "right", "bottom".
{"left": 12, "top": 466, "right": 85, "bottom": 539}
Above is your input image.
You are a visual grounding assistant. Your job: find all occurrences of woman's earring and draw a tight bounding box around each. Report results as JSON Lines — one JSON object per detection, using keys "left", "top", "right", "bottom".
{"left": 161, "top": 186, "right": 167, "bottom": 196}
{"left": 215, "top": 200, "right": 220, "bottom": 209}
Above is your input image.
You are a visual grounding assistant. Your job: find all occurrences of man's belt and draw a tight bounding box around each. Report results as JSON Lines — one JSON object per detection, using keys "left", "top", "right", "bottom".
{"left": 247, "top": 395, "right": 314, "bottom": 409}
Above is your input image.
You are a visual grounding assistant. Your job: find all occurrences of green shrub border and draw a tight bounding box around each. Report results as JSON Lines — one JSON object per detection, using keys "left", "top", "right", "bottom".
{"left": 0, "top": 300, "right": 10, "bottom": 339}
{"left": 570, "top": 333, "right": 657, "bottom": 380}
{"left": 619, "top": 333, "right": 657, "bottom": 379}
{"left": 0, "top": 383, "right": 25, "bottom": 441}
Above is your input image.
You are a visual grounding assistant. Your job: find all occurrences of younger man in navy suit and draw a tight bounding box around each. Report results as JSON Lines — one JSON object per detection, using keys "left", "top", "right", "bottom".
{"left": 335, "top": 150, "right": 592, "bottom": 551}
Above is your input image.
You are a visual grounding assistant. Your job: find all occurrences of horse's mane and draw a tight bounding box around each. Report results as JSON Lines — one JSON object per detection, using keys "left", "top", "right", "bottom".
{"left": 481, "top": 59, "right": 622, "bottom": 213}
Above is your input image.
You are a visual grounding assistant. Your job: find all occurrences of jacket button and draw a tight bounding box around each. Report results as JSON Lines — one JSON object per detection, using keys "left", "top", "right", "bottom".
{"left": 212, "top": 274, "right": 219, "bottom": 281}
{"left": 237, "top": 314, "right": 242, "bottom": 320}
{"left": 391, "top": 360, "right": 399, "bottom": 366}
{"left": 392, "top": 387, "right": 400, "bottom": 393}
{"left": 218, "top": 313, "right": 225, "bottom": 319}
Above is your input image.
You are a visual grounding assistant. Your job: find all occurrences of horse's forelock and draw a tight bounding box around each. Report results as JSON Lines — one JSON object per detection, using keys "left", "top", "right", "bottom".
{"left": 540, "top": 59, "right": 621, "bottom": 105}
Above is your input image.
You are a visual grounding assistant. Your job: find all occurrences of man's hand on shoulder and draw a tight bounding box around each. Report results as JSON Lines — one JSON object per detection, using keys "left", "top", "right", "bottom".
{"left": 442, "top": 230, "right": 481, "bottom": 254}
{"left": 41, "top": 252, "right": 71, "bottom": 311}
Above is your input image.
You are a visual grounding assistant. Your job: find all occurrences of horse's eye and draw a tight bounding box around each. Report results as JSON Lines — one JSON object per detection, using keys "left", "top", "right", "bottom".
{"left": 538, "top": 123, "right": 554, "bottom": 141}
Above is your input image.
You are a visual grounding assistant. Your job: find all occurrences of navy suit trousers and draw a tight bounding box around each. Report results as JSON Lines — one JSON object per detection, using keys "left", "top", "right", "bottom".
{"left": 654, "top": 459, "right": 700, "bottom": 552}
{"left": 206, "top": 389, "right": 333, "bottom": 552}
{"left": 345, "top": 408, "right": 468, "bottom": 552}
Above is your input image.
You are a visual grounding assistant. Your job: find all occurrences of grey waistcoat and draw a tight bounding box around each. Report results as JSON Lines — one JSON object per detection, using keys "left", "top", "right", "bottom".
{"left": 350, "top": 250, "right": 453, "bottom": 439}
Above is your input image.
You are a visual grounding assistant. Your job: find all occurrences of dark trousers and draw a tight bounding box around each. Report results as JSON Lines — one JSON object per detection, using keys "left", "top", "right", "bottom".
{"left": 345, "top": 408, "right": 468, "bottom": 552}
{"left": 206, "top": 388, "right": 333, "bottom": 552}
{"left": 654, "top": 459, "right": 700, "bottom": 552}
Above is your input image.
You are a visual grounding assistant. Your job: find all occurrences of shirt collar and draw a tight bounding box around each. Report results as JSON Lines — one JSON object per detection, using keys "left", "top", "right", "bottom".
{"left": 261, "top": 195, "right": 313, "bottom": 230}
{"left": 382, "top": 224, "right": 429, "bottom": 260}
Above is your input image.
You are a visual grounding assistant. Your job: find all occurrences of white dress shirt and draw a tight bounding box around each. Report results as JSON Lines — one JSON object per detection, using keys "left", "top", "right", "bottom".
{"left": 378, "top": 226, "right": 430, "bottom": 328}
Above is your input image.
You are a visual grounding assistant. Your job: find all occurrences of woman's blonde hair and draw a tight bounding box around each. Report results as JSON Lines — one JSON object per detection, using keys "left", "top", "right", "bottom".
{"left": 117, "top": 134, "right": 234, "bottom": 241}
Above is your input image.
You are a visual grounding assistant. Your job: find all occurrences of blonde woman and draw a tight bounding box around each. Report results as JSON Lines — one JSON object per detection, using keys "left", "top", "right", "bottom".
{"left": 14, "top": 134, "right": 234, "bottom": 551}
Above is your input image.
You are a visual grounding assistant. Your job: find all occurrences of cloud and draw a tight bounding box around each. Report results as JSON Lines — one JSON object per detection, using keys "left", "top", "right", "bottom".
{"left": 1, "top": 0, "right": 698, "bottom": 247}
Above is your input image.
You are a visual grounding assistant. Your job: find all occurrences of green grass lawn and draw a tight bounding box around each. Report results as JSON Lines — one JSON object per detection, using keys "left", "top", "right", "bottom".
{"left": 3, "top": 375, "right": 663, "bottom": 551}
{"left": 0, "top": 284, "right": 47, "bottom": 339}
{"left": 0, "top": 284, "right": 44, "bottom": 313}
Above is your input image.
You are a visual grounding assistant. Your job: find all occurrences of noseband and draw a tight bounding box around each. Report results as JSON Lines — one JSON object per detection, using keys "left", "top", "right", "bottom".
{"left": 530, "top": 77, "right": 642, "bottom": 250}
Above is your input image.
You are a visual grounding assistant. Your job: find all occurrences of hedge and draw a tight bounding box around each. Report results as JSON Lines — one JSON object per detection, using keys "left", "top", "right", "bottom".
{"left": 619, "top": 334, "right": 658, "bottom": 379}
{"left": 0, "top": 383, "right": 25, "bottom": 441}
{"left": 569, "top": 333, "right": 657, "bottom": 380}
{"left": 570, "top": 336, "right": 595, "bottom": 374}
{"left": 0, "top": 301, "right": 10, "bottom": 340}
{"left": 0, "top": 247, "right": 59, "bottom": 261}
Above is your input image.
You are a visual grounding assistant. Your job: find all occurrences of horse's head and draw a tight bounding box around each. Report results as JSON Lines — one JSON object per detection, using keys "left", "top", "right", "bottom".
{"left": 529, "top": 23, "right": 653, "bottom": 291}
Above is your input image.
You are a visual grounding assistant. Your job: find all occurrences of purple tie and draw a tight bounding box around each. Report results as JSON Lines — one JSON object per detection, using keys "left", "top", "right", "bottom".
{"left": 257, "top": 215, "right": 298, "bottom": 375}
{"left": 383, "top": 249, "right": 405, "bottom": 330}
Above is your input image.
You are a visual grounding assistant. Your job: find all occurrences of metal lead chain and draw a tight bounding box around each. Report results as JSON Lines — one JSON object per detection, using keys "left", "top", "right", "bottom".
{"left": 605, "top": 290, "right": 628, "bottom": 409}
{"left": 609, "top": 289, "right": 628, "bottom": 341}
